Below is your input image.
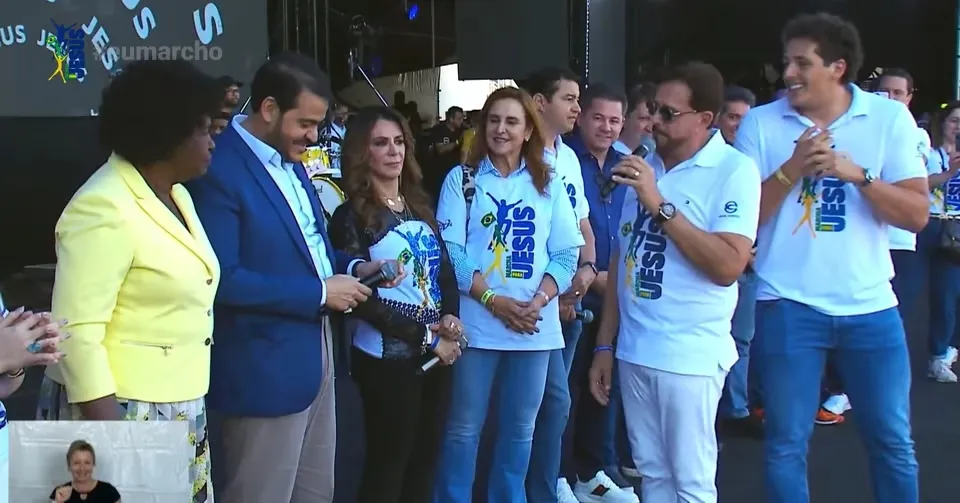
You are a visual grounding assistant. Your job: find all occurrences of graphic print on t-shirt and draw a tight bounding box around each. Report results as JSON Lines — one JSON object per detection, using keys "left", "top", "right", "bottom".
{"left": 480, "top": 192, "right": 538, "bottom": 281}
{"left": 793, "top": 176, "right": 847, "bottom": 236}
{"left": 622, "top": 205, "right": 667, "bottom": 300}
{"left": 393, "top": 225, "right": 443, "bottom": 312}
{"left": 563, "top": 175, "right": 578, "bottom": 211}
{"left": 944, "top": 176, "right": 960, "bottom": 212}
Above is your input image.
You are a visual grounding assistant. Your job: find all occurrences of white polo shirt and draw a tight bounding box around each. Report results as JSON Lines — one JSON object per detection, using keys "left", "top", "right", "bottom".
{"left": 734, "top": 85, "right": 928, "bottom": 316}
{"left": 616, "top": 131, "right": 760, "bottom": 376}
{"left": 928, "top": 147, "right": 960, "bottom": 216}
{"left": 888, "top": 127, "right": 932, "bottom": 251}
{"left": 545, "top": 136, "right": 590, "bottom": 221}
{"left": 437, "top": 157, "right": 585, "bottom": 351}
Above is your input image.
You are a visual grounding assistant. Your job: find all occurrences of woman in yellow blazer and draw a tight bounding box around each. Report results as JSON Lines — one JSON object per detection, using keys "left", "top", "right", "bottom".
{"left": 36, "top": 60, "right": 221, "bottom": 503}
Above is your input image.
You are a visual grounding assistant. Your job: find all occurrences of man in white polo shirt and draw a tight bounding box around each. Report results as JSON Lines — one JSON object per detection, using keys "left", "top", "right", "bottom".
{"left": 589, "top": 61, "right": 760, "bottom": 503}
{"left": 734, "top": 13, "right": 927, "bottom": 503}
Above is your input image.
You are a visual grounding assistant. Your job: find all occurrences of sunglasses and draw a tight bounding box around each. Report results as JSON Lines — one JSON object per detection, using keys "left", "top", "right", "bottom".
{"left": 647, "top": 102, "right": 699, "bottom": 123}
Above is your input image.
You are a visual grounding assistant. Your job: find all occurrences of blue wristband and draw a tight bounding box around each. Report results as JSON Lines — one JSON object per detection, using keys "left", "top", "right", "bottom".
{"left": 594, "top": 344, "right": 613, "bottom": 353}
{"left": 429, "top": 337, "right": 440, "bottom": 350}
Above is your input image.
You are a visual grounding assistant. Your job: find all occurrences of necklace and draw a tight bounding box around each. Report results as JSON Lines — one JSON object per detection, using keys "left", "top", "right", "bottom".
{"left": 385, "top": 195, "right": 404, "bottom": 208}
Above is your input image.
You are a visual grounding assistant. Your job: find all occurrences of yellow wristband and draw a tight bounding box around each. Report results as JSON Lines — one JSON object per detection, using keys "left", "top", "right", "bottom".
{"left": 480, "top": 289, "right": 495, "bottom": 306}
{"left": 774, "top": 169, "right": 793, "bottom": 187}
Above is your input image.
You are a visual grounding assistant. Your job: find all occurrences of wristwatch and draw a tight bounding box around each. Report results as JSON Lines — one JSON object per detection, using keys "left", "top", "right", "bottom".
{"left": 653, "top": 202, "right": 677, "bottom": 223}
{"left": 579, "top": 261, "right": 599, "bottom": 276}
{"left": 858, "top": 168, "right": 875, "bottom": 187}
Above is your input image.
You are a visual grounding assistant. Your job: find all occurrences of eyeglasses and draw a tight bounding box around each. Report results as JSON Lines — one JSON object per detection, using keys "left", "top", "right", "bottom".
{"left": 647, "top": 102, "right": 698, "bottom": 123}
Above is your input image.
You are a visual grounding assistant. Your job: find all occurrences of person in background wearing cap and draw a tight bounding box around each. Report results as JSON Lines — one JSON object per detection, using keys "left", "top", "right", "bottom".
{"left": 217, "top": 75, "right": 243, "bottom": 112}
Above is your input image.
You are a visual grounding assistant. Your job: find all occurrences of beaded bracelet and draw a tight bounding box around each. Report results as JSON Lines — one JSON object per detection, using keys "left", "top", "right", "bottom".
{"left": 593, "top": 345, "right": 613, "bottom": 353}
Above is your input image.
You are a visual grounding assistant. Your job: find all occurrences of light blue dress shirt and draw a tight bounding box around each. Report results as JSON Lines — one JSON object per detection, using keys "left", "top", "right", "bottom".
{"left": 232, "top": 116, "right": 335, "bottom": 302}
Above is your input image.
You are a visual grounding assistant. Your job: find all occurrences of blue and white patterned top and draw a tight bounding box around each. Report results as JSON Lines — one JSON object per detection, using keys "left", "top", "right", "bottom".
{"left": 355, "top": 219, "right": 444, "bottom": 359}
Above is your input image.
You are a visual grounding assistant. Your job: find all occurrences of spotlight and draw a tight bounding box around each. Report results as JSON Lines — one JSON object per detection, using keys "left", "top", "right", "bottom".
{"left": 407, "top": 3, "right": 419, "bottom": 20}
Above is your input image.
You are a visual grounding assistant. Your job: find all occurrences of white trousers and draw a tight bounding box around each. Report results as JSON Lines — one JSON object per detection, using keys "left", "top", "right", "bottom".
{"left": 619, "top": 361, "right": 726, "bottom": 503}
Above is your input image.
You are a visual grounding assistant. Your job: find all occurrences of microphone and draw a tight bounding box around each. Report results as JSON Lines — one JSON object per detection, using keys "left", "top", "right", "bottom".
{"left": 602, "top": 136, "right": 657, "bottom": 198}
{"left": 321, "top": 261, "right": 400, "bottom": 316}
{"left": 632, "top": 135, "right": 656, "bottom": 158}
{"left": 575, "top": 309, "right": 594, "bottom": 323}
{"left": 420, "top": 334, "right": 469, "bottom": 374}
{"left": 360, "top": 260, "right": 399, "bottom": 288}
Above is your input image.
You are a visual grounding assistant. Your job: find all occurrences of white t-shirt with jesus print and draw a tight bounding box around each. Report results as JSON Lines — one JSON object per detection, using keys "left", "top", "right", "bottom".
{"left": 353, "top": 219, "right": 445, "bottom": 359}
{"left": 437, "top": 157, "right": 584, "bottom": 351}
{"left": 544, "top": 136, "right": 590, "bottom": 221}
{"left": 735, "top": 86, "right": 928, "bottom": 316}
{"left": 615, "top": 131, "right": 760, "bottom": 377}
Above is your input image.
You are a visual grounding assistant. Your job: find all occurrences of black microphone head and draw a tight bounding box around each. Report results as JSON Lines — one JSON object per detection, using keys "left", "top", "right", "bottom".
{"left": 633, "top": 135, "right": 657, "bottom": 158}
{"left": 581, "top": 309, "right": 595, "bottom": 324}
{"left": 379, "top": 261, "right": 399, "bottom": 282}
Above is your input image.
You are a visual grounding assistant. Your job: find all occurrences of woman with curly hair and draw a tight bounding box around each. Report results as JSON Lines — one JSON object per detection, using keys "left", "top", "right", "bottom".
{"left": 36, "top": 59, "right": 221, "bottom": 503}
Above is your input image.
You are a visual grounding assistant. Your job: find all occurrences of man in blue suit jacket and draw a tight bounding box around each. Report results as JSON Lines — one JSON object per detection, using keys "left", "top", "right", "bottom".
{"left": 186, "top": 53, "right": 385, "bottom": 503}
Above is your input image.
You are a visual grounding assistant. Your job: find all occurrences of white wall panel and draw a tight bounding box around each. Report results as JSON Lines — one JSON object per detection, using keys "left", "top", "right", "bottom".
{"left": 9, "top": 421, "right": 191, "bottom": 503}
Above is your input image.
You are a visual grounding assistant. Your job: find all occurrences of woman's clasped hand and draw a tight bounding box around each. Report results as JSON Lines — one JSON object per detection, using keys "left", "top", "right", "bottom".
{"left": 490, "top": 294, "right": 545, "bottom": 335}
{"left": 429, "top": 314, "right": 465, "bottom": 365}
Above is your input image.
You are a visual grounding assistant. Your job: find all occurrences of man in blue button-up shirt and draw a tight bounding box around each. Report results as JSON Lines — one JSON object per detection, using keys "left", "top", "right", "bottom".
{"left": 562, "top": 84, "right": 640, "bottom": 503}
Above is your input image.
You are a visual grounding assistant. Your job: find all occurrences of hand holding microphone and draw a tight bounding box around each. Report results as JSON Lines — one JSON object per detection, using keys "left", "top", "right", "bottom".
{"left": 323, "top": 260, "right": 403, "bottom": 313}
{"left": 421, "top": 333, "right": 468, "bottom": 373}
{"left": 601, "top": 136, "right": 655, "bottom": 198}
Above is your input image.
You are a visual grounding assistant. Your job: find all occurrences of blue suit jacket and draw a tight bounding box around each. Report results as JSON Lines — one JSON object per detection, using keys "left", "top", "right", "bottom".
{"left": 185, "top": 125, "right": 351, "bottom": 417}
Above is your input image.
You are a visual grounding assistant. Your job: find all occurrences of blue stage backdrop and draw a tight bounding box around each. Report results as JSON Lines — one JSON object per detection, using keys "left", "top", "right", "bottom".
{"left": 0, "top": 0, "right": 268, "bottom": 117}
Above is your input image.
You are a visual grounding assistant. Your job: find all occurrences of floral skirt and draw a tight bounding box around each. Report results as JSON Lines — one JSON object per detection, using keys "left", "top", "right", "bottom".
{"left": 36, "top": 377, "right": 213, "bottom": 503}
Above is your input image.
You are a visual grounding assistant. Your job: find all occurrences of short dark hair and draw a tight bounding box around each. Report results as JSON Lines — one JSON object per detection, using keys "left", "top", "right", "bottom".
{"left": 214, "top": 111, "right": 232, "bottom": 121}
{"left": 66, "top": 440, "right": 96, "bottom": 465}
{"left": 518, "top": 67, "right": 580, "bottom": 100}
{"left": 580, "top": 83, "right": 627, "bottom": 114}
{"left": 781, "top": 12, "right": 864, "bottom": 84}
{"left": 98, "top": 59, "right": 219, "bottom": 167}
{"left": 724, "top": 85, "right": 757, "bottom": 109}
{"left": 657, "top": 62, "right": 725, "bottom": 119}
{"left": 879, "top": 68, "right": 914, "bottom": 92}
{"left": 250, "top": 51, "right": 333, "bottom": 113}
{"left": 626, "top": 82, "right": 657, "bottom": 115}
{"left": 446, "top": 106, "right": 464, "bottom": 118}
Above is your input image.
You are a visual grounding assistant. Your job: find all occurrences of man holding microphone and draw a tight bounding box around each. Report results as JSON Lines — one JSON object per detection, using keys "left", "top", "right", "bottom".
{"left": 590, "top": 62, "right": 761, "bottom": 503}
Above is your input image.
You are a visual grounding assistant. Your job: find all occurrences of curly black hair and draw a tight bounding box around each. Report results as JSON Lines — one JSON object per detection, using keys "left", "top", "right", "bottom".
{"left": 98, "top": 59, "right": 220, "bottom": 167}
{"left": 781, "top": 12, "right": 864, "bottom": 84}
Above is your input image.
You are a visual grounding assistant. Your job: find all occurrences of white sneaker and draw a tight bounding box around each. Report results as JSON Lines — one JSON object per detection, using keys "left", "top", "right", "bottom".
{"left": 573, "top": 471, "right": 640, "bottom": 503}
{"left": 821, "top": 393, "right": 852, "bottom": 415}
{"left": 929, "top": 358, "right": 958, "bottom": 383}
{"left": 557, "top": 478, "right": 579, "bottom": 503}
{"left": 946, "top": 346, "right": 959, "bottom": 366}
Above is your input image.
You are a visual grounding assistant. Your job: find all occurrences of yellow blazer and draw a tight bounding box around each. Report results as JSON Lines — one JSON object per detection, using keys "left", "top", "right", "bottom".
{"left": 47, "top": 154, "right": 221, "bottom": 404}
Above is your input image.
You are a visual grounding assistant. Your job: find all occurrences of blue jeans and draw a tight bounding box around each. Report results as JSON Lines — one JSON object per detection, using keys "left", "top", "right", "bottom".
{"left": 527, "top": 308, "right": 582, "bottom": 502}
{"left": 561, "top": 315, "right": 633, "bottom": 482}
{"left": 918, "top": 221, "right": 960, "bottom": 358}
{"left": 890, "top": 249, "right": 922, "bottom": 325}
{"left": 720, "top": 272, "right": 757, "bottom": 419}
{"left": 755, "top": 299, "right": 918, "bottom": 503}
{"left": 434, "top": 348, "right": 552, "bottom": 503}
